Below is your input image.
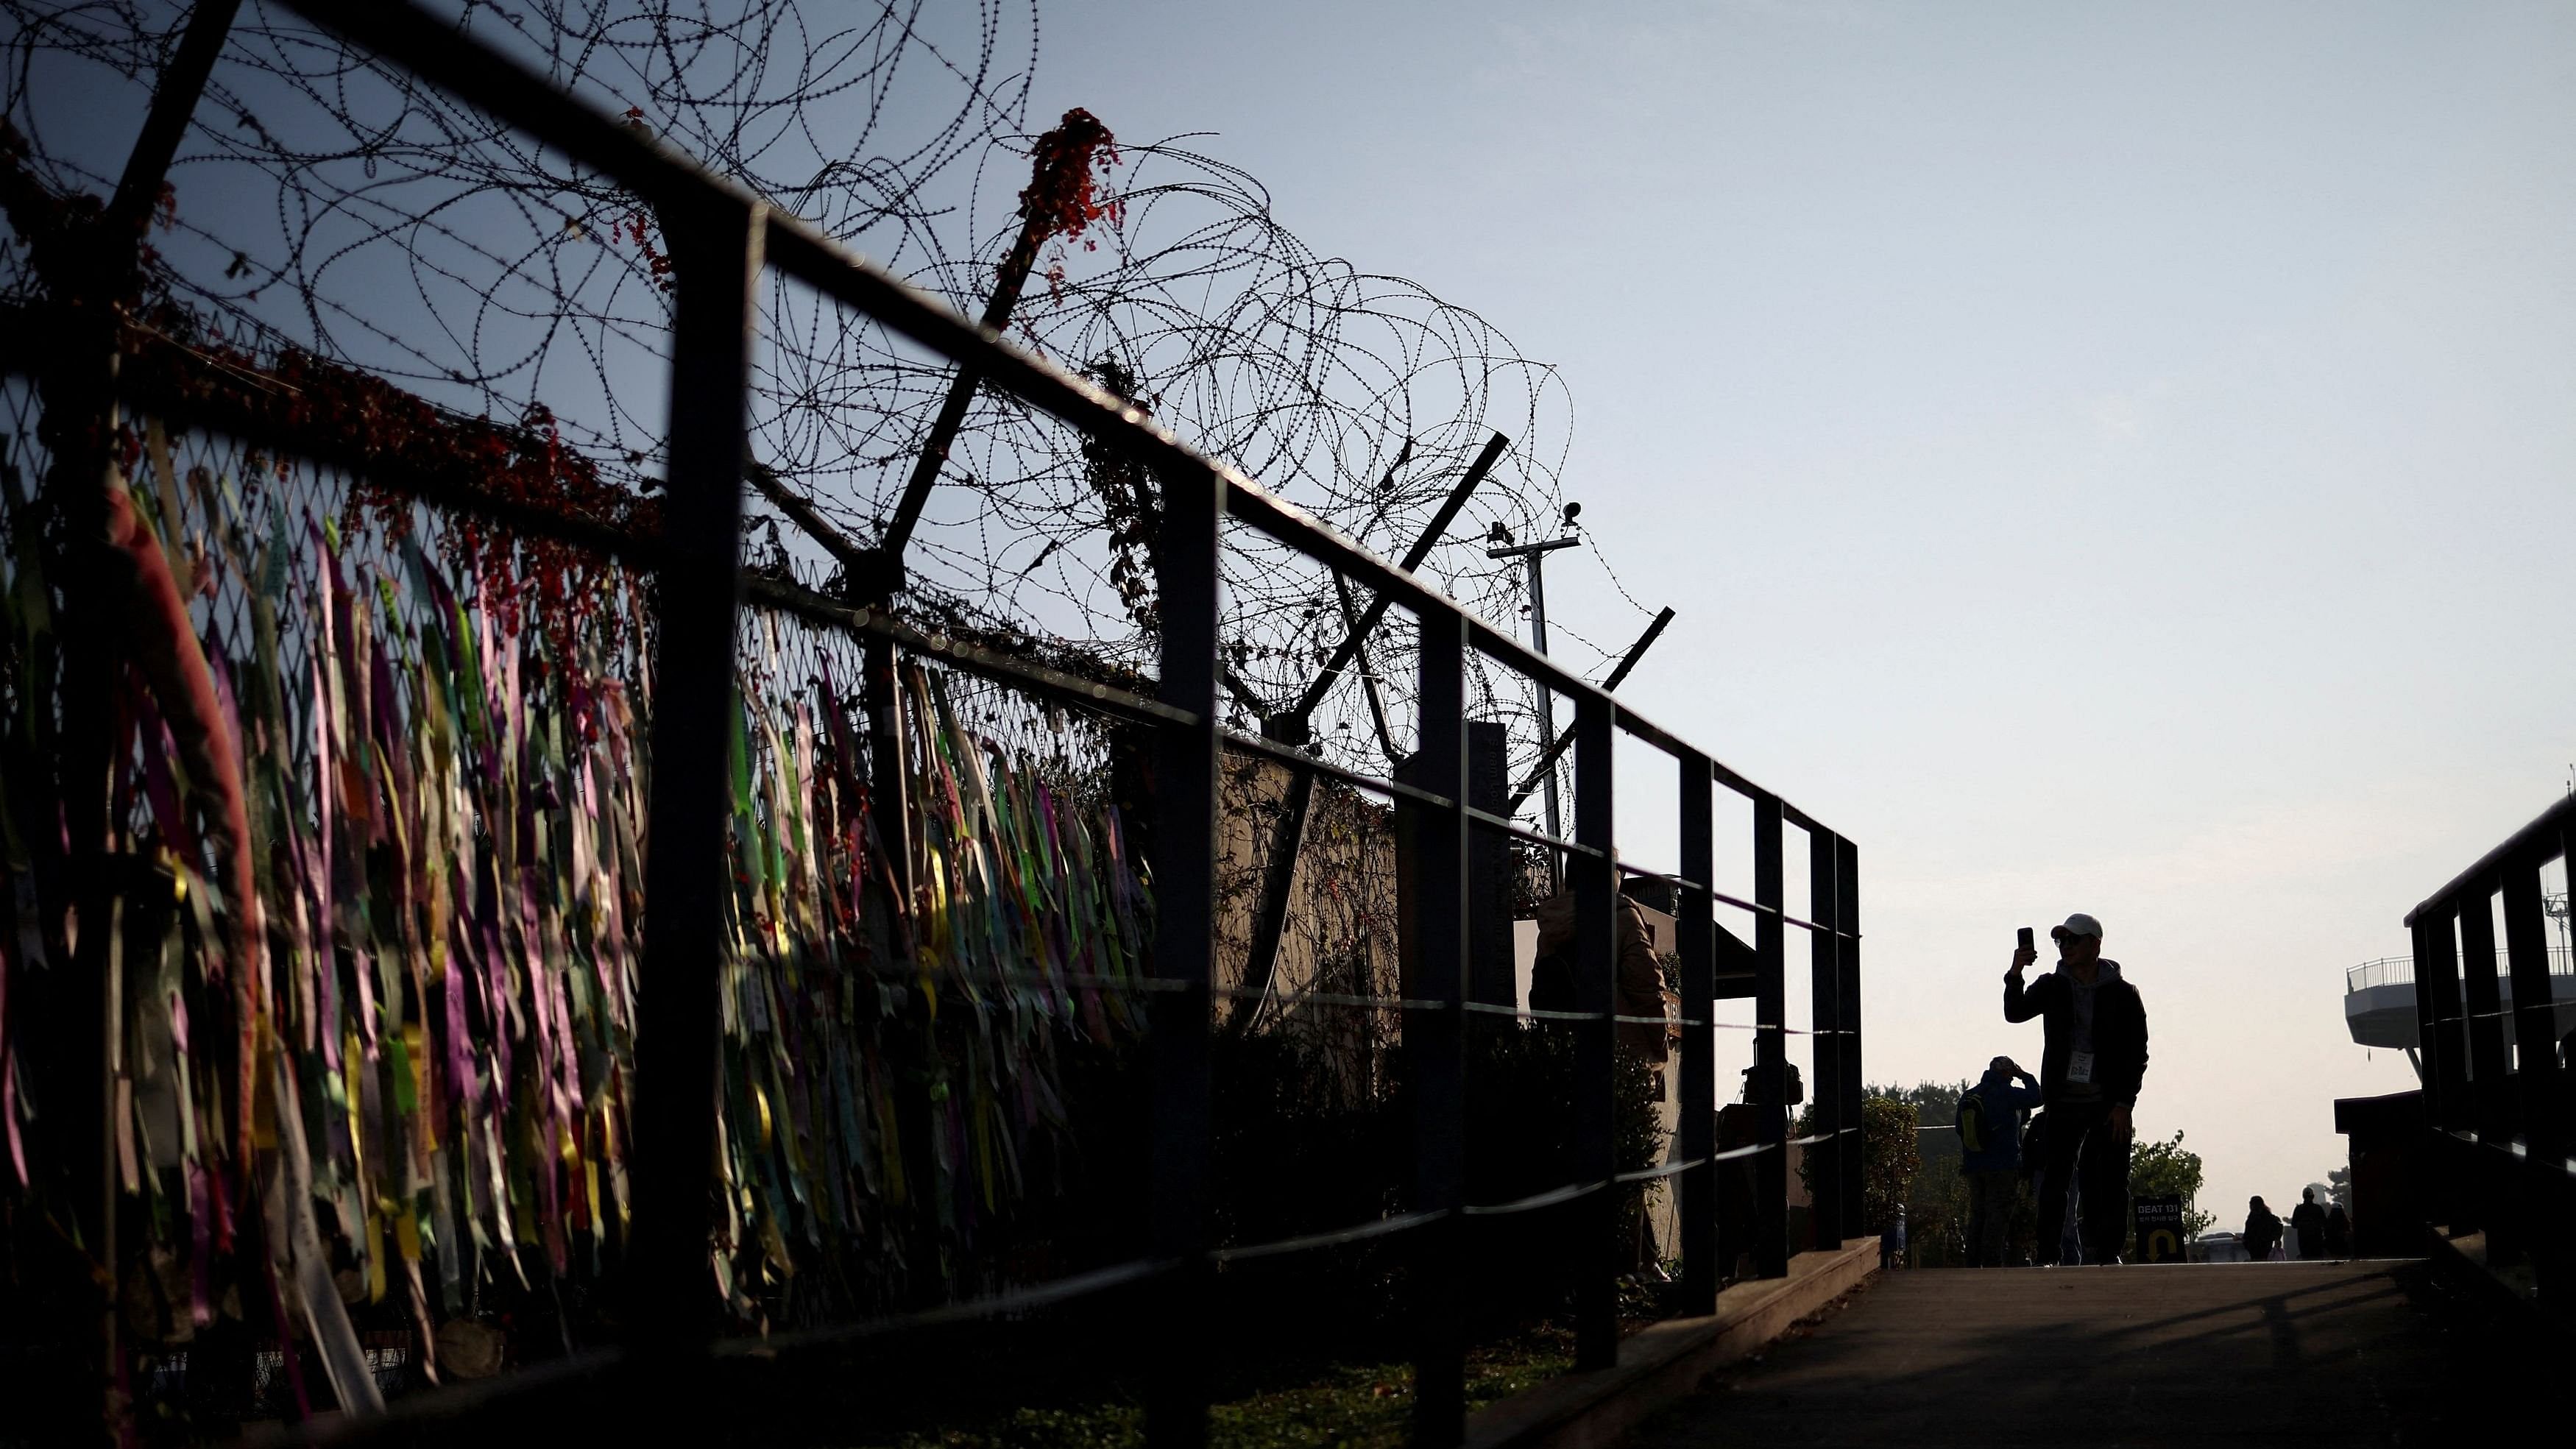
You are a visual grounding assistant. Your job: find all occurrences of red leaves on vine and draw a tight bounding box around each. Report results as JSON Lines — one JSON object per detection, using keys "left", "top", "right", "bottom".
{"left": 606, "top": 110, "right": 676, "bottom": 292}
{"left": 112, "top": 302, "right": 654, "bottom": 659}
{"left": 1019, "top": 108, "right": 1122, "bottom": 247}
{"left": 620, "top": 209, "right": 673, "bottom": 291}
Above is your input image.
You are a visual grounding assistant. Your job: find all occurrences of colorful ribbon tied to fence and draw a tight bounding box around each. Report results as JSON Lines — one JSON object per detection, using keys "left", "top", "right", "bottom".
{"left": 0, "top": 425, "right": 1155, "bottom": 1384}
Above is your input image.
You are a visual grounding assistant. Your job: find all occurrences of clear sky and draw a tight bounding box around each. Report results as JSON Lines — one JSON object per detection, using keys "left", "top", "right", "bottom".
{"left": 1026, "top": 0, "right": 2576, "bottom": 1226}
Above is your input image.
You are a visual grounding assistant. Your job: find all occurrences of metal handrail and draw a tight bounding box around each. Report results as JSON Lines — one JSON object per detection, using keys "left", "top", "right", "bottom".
{"left": 2397, "top": 796, "right": 2576, "bottom": 1260}
{"left": 2405, "top": 794, "right": 2576, "bottom": 927}
{"left": 184, "top": 4, "right": 1871, "bottom": 1442}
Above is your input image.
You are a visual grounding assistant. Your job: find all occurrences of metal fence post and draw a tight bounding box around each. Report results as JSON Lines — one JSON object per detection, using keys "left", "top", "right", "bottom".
{"left": 1806, "top": 829, "right": 1841, "bottom": 1252}
{"left": 2499, "top": 854, "right": 2563, "bottom": 1292}
{"left": 2412, "top": 908, "right": 2466, "bottom": 1200}
{"left": 1836, "top": 837, "right": 1863, "bottom": 1244}
{"left": 35, "top": 12, "right": 242, "bottom": 1428}
{"left": 2500, "top": 857, "right": 2561, "bottom": 1164}
{"left": 1571, "top": 692, "right": 1618, "bottom": 1369}
{"left": 625, "top": 201, "right": 765, "bottom": 1357}
{"left": 2454, "top": 890, "right": 2510, "bottom": 1149}
{"left": 1750, "top": 796, "right": 1788, "bottom": 1278}
{"left": 1408, "top": 606, "right": 1469, "bottom": 1445}
{"left": 1146, "top": 458, "right": 1222, "bottom": 1449}
{"left": 1677, "top": 753, "right": 1717, "bottom": 1317}
{"left": 863, "top": 631, "right": 911, "bottom": 908}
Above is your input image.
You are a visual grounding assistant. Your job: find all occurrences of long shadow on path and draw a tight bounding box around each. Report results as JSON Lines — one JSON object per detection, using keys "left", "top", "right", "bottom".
{"left": 1630, "top": 1261, "right": 2542, "bottom": 1446}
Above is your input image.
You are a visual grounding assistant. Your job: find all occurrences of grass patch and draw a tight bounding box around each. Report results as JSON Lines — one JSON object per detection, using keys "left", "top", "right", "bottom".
{"left": 874, "top": 1326, "right": 1576, "bottom": 1449}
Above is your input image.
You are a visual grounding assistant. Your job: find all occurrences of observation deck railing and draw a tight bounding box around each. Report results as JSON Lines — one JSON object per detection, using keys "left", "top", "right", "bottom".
{"left": 2349, "top": 947, "right": 2575, "bottom": 995}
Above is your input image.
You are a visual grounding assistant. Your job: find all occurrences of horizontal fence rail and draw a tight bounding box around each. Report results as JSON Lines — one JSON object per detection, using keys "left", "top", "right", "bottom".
{"left": 1, "top": 3, "right": 1869, "bottom": 1444}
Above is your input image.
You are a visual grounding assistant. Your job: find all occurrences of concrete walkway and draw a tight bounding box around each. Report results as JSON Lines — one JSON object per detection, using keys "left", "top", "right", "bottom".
{"left": 1631, "top": 1261, "right": 2538, "bottom": 1446}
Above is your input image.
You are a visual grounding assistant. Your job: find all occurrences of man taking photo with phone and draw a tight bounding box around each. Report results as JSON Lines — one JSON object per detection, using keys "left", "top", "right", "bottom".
{"left": 2006, "top": 913, "right": 2148, "bottom": 1265}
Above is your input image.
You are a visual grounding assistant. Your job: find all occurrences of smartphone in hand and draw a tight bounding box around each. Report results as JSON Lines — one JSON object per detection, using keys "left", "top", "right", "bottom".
{"left": 2017, "top": 926, "right": 2034, "bottom": 952}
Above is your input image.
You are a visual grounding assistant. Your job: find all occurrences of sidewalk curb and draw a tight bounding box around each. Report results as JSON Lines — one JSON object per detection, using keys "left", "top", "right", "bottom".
{"left": 1465, "top": 1241, "right": 1880, "bottom": 1449}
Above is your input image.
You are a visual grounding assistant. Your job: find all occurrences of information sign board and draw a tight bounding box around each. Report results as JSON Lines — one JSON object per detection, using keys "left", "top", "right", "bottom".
{"left": 2134, "top": 1194, "right": 2187, "bottom": 1263}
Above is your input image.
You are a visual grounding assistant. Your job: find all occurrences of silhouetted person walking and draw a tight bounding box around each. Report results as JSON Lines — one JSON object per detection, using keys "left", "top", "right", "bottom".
{"left": 1959, "top": 1056, "right": 2042, "bottom": 1266}
{"left": 2324, "top": 1202, "right": 2352, "bottom": 1259}
{"left": 2018, "top": 1110, "right": 2080, "bottom": 1264}
{"left": 2244, "top": 1196, "right": 2283, "bottom": 1262}
{"left": 2005, "top": 913, "right": 2149, "bottom": 1265}
{"left": 2291, "top": 1188, "right": 2326, "bottom": 1260}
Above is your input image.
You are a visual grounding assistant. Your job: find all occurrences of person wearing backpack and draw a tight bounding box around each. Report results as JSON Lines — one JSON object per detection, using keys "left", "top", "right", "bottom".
{"left": 2290, "top": 1188, "right": 2328, "bottom": 1260}
{"left": 1959, "top": 1057, "right": 2043, "bottom": 1266}
{"left": 2243, "top": 1197, "right": 2284, "bottom": 1263}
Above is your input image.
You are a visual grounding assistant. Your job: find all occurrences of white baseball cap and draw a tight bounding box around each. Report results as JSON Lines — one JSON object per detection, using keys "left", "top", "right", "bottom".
{"left": 2051, "top": 913, "right": 2103, "bottom": 940}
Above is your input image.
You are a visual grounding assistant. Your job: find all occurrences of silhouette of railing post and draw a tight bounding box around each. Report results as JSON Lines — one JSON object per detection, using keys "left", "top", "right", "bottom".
{"left": 2501, "top": 849, "right": 2566, "bottom": 1295}
{"left": 2501, "top": 862, "right": 2561, "bottom": 1166}
{"left": 1807, "top": 829, "right": 1842, "bottom": 1251}
{"left": 1407, "top": 606, "right": 1471, "bottom": 1445}
{"left": 1572, "top": 693, "right": 1619, "bottom": 1368}
{"left": 626, "top": 201, "right": 764, "bottom": 1364}
{"left": 1147, "top": 460, "right": 1223, "bottom": 1448}
{"left": 1677, "top": 751, "right": 1718, "bottom": 1316}
{"left": 1750, "top": 796, "right": 1789, "bottom": 1278}
{"left": 1837, "top": 837, "right": 1864, "bottom": 1244}
{"left": 2456, "top": 896, "right": 2511, "bottom": 1149}
{"left": 2413, "top": 912, "right": 2463, "bottom": 1143}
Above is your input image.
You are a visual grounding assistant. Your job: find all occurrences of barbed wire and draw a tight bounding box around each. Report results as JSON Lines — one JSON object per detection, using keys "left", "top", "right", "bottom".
{"left": 0, "top": 0, "right": 1653, "bottom": 787}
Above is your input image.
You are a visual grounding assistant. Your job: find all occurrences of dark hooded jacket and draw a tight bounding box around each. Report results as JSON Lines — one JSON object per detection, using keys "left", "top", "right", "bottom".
{"left": 2003, "top": 960, "right": 2148, "bottom": 1108}
{"left": 1958, "top": 1066, "right": 2042, "bottom": 1172}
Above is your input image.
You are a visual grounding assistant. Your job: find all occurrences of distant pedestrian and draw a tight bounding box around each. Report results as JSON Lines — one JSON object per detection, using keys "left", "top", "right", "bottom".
{"left": 2005, "top": 913, "right": 2150, "bottom": 1264}
{"left": 1717, "top": 1055, "right": 1802, "bottom": 1282}
{"left": 2290, "top": 1188, "right": 2326, "bottom": 1261}
{"left": 2324, "top": 1202, "right": 2352, "bottom": 1259}
{"left": 1959, "top": 1056, "right": 2042, "bottom": 1266}
{"left": 2243, "top": 1196, "right": 2282, "bottom": 1263}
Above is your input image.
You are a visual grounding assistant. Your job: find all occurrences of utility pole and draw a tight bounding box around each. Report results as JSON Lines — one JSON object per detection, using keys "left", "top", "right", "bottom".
{"left": 1487, "top": 506, "right": 1582, "bottom": 860}
{"left": 1505, "top": 606, "right": 1675, "bottom": 815}
{"left": 745, "top": 110, "right": 1116, "bottom": 949}
{"left": 1231, "top": 435, "right": 1512, "bottom": 1031}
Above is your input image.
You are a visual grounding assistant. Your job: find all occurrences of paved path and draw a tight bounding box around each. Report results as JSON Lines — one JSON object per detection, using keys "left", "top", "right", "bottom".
{"left": 1632, "top": 1261, "right": 2536, "bottom": 1446}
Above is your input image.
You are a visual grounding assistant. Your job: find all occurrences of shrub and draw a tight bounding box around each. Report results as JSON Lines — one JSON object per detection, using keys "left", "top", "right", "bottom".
{"left": 1861, "top": 1097, "right": 1921, "bottom": 1233}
